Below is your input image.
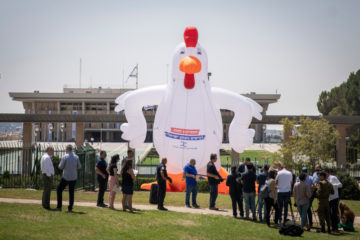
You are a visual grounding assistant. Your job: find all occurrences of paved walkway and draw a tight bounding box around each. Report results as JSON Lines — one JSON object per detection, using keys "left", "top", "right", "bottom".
{"left": 0, "top": 197, "right": 359, "bottom": 226}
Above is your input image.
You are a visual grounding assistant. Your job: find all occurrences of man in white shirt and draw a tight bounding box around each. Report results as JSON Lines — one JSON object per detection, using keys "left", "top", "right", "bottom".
{"left": 325, "top": 169, "right": 342, "bottom": 232}
{"left": 41, "top": 146, "right": 54, "bottom": 210}
{"left": 275, "top": 163, "right": 293, "bottom": 224}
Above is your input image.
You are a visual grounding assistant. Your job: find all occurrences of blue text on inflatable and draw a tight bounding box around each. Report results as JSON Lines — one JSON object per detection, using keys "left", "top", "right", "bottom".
{"left": 165, "top": 132, "right": 206, "bottom": 141}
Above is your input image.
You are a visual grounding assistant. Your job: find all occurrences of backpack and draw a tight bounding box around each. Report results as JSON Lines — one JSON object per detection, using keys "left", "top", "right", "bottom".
{"left": 279, "top": 221, "right": 304, "bottom": 237}
{"left": 259, "top": 184, "right": 269, "bottom": 199}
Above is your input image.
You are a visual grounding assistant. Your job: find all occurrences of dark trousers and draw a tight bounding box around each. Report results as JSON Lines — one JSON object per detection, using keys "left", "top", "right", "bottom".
{"left": 209, "top": 184, "right": 218, "bottom": 208}
{"left": 97, "top": 177, "right": 108, "bottom": 205}
{"left": 265, "top": 197, "right": 279, "bottom": 225}
{"left": 57, "top": 178, "right": 76, "bottom": 210}
{"left": 307, "top": 194, "right": 315, "bottom": 225}
{"left": 157, "top": 181, "right": 166, "bottom": 208}
{"left": 230, "top": 193, "right": 243, "bottom": 217}
{"left": 329, "top": 198, "right": 339, "bottom": 231}
{"left": 185, "top": 183, "right": 198, "bottom": 206}
{"left": 318, "top": 199, "right": 331, "bottom": 229}
{"left": 42, "top": 174, "right": 52, "bottom": 208}
{"left": 277, "top": 191, "right": 291, "bottom": 223}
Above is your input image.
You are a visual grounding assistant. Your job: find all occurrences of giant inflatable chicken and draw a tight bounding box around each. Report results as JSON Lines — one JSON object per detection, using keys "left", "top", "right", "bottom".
{"left": 115, "top": 26, "right": 263, "bottom": 193}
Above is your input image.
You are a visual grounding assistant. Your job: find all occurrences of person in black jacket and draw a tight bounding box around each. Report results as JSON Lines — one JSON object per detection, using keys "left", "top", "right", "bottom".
{"left": 156, "top": 158, "right": 172, "bottom": 211}
{"left": 238, "top": 157, "right": 251, "bottom": 174}
{"left": 207, "top": 153, "right": 223, "bottom": 210}
{"left": 226, "top": 166, "right": 244, "bottom": 218}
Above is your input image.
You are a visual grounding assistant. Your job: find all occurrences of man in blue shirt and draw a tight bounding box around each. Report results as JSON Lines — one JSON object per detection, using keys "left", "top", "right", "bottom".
{"left": 184, "top": 159, "right": 200, "bottom": 208}
{"left": 257, "top": 164, "right": 269, "bottom": 222}
{"left": 95, "top": 151, "right": 108, "bottom": 207}
{"left": 56, "top": 145, "right": 81, "bottom": 212}
{"left": 312, "top": 165, "right": 321, "bottom": 184}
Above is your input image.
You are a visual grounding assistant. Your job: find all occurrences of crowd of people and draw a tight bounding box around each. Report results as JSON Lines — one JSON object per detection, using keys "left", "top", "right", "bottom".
{"left": 40, "top": 148, "right": 356, "bottom": 233}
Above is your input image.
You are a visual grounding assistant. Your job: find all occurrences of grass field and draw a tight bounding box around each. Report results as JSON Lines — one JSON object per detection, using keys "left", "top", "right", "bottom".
{"left": 142, "top": 150, "right": 274, "bottom": 166}
{"left": 1, "top": 188, "right": 360, "bottom": 216}
{"left": 0, "top": 202, "right": 359, "bottom": 240}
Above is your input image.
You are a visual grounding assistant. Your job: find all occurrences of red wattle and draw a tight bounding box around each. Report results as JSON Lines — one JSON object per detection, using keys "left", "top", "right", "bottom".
{"left": 184, "top": 74, "right": 195, "bottom": 89}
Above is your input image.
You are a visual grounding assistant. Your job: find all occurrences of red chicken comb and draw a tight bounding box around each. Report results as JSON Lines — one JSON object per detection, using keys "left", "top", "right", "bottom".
{"left": 184, "top": 26, "right": 198, "bottom": 48}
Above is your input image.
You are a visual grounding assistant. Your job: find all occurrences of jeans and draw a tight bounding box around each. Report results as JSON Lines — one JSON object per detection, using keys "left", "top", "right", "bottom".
{"left": 230, "top": 193, "right": 244, "bottom": 217}
{"left": 243, "top": 191, "right": 256, "bottom": 219}
{"left": 329, "top": 198, "right": 340, "bottom": 231}
{"left": 157, "top": 181, "right": 166, "bottom": 208}
{"left": 257, "top": 195, "right": 267, "bottom": 221}
{"left": 209, "top": 184, "right": 218, "bottom": 208}
{"left": 277, "top": 191, "right": 291, "bottom": 223}
{"left": 297, "top": 203, "right": 309, "bottom": 227}
{"left": 57, "top": 178, "right": 76, "bottom": 210}
{"left": 97, "top": 176, "right": 108, "bottom": 205}
{"left": 185, "top": 183, "right": 198, "bottom": 206}
{"left": 108, "top": 176, "right": 118, "bottom": 208}
{"left": 265, "top": 197, "right": 279, "bottom": 225}
{"left": 42, "top": 174, "right": 52, "bottom": 208}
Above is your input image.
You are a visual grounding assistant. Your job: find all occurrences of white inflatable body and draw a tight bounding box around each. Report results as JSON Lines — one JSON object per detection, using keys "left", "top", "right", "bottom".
{"left": 115, "top": 27, "right": 263, "bottom": 175}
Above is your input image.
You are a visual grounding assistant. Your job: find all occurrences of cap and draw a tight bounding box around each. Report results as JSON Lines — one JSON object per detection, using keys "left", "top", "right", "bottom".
{"left": 302, "top": 167, "right": 308, "bottom": 172}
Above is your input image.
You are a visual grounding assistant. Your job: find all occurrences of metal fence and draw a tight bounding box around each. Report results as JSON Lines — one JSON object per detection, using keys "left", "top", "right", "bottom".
{"left": 0, "top": 142, "right": 97, "bottom": 190}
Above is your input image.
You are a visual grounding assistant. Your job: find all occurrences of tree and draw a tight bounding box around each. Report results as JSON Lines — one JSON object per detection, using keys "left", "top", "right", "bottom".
{"left": 280, "top": 117, "right": 339, "bottom": 172}
{"left": 317, "top": 68, "right": 360, "bottom": 148}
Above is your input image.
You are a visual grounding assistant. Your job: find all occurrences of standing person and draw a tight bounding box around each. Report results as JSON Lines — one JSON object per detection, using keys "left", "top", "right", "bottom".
{"left": 325, "top": 169, "right": 343, "bottom": 232}
{"left": 107, "top": 154, "right": 120, "bottom": 209}
{"left": 56, "top": 145, "right": 81, "bottom": 212}
{"left": 316, "top": 171, "right": 334, "bottom": 234}
{"left": 257, "top": 164, "right": 269, "bottom": 222}
{"left": 121, "top": 160, "right": 136, "bottom": 213}
{"left": 41, "top": 146, "right": 54, "bottom": 210}
{"left": 95, "top": 151, "right": 108, "bottom": 207}
{"left": 183, "top": 159, "right": 200, "bottom": 208}
{"left": 226, "top": 166, "right": 243, "bottom": 218}
{"left": 207, "top": 153, "right": 223, "bottom": 210}
{"left": 238, "top": 157, "right": 251, "bottom": 174}
{"left": 265, "top": 170, "right": 279, "bottom": 227}
{"left": 293, "top": 173, "right": 311, "bottom": 229}
{"left": 241, "top": 163, "right": 257, "bottom": 221}
{"left": 275, "top": 163, "right": 293, "bottom": 224}
{"left": 295, "top": 167, "right": 314, "bottom": 229}
{"left": 156, "top": 158, "right": 172, "bottom": 211}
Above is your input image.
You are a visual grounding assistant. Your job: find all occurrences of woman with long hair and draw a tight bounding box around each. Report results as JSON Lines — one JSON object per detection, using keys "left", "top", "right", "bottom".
{"left": 338, "top": 202, "right": 355, "bottom": 232}
{"left": 107, "top": 154, "right": 120, "bottom": 209}
{"left": 121, "top": 159, "right": 136, "bottom": 213}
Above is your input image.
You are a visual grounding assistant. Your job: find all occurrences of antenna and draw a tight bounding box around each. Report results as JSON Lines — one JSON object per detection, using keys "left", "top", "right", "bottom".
{"left": 79, "top": 58, "right": 82, "bottom": 88}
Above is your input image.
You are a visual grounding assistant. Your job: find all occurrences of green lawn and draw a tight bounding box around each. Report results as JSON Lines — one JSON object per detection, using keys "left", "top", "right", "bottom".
{"left": 0, "top": 202, "right": 359, "bottom": 240}
{"left": 142, "top": 150, "right": 274, "bottom": 166}
{"left": 1, "top": 188, "right": 360, "bottom": 216}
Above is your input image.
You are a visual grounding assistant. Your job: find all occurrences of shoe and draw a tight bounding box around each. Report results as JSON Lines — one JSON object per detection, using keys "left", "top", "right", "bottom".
{"left": 67, "top": 209, "right": 73, "bottom": 213}
{"left": 158, "top": 207, "right": 168, "bottom": 211}
{"left": 97, "top": 203, "right": 108, "bottom": 208}
{"left": 209, "top": 207, "right": 219, "bottom": 211}
{"left": 253, "top": 218, "right": 257, "bottom": 222}
{"left": 233, "top": 215, "right": 237, "bottom": 218}
{"left": 186, "top": 205, "right": 191, "bottom": 208}
{"left": 43, "top": 206, "right": 51, "bottom": 210}
{"left": 327, "top": 228, "right": 331, "bottom": 234}
{"left": 192, "top": 204, "right": 200, "bottom": 208}
{"left": 109, "top": 206, "right": 115, "bottom": 210}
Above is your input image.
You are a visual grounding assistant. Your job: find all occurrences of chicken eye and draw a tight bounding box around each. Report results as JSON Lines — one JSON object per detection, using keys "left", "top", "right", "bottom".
{"left": 180, "top": 50, "right": 185, "bottom": 54}
{"left": 197, "top": 51, "right": 202, "bottom": 55}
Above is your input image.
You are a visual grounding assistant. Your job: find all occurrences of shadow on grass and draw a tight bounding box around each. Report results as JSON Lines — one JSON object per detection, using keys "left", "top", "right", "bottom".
{"left": 66, "top": 211, "right": 86, "bottom": 215}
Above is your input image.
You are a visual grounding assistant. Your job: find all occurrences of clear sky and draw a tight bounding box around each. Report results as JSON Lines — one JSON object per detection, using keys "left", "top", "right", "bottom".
{"left": 0, "top": 0, "right": 359, "bottom": 115}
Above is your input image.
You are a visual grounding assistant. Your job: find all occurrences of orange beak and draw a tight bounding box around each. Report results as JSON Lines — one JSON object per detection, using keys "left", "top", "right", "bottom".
{"left": 179, "top": 56, "right": 202, "bottom": 74}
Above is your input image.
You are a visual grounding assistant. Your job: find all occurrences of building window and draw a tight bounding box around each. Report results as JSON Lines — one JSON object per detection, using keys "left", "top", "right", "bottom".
{"left": 60, "top": 102, "right": 82, "bottom": 111}
{"left": 85, "top": 102, "right": 106, "bottom": 111}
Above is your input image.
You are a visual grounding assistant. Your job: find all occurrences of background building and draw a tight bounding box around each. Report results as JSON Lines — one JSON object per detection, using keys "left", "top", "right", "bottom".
{"left": 9, "top": 87, "right": 280, "bottom": 143}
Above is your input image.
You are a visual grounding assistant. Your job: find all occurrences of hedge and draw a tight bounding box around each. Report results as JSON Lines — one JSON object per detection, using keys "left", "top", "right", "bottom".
{"left": 337, "top": 172, "right": 360, "bottom": 200}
